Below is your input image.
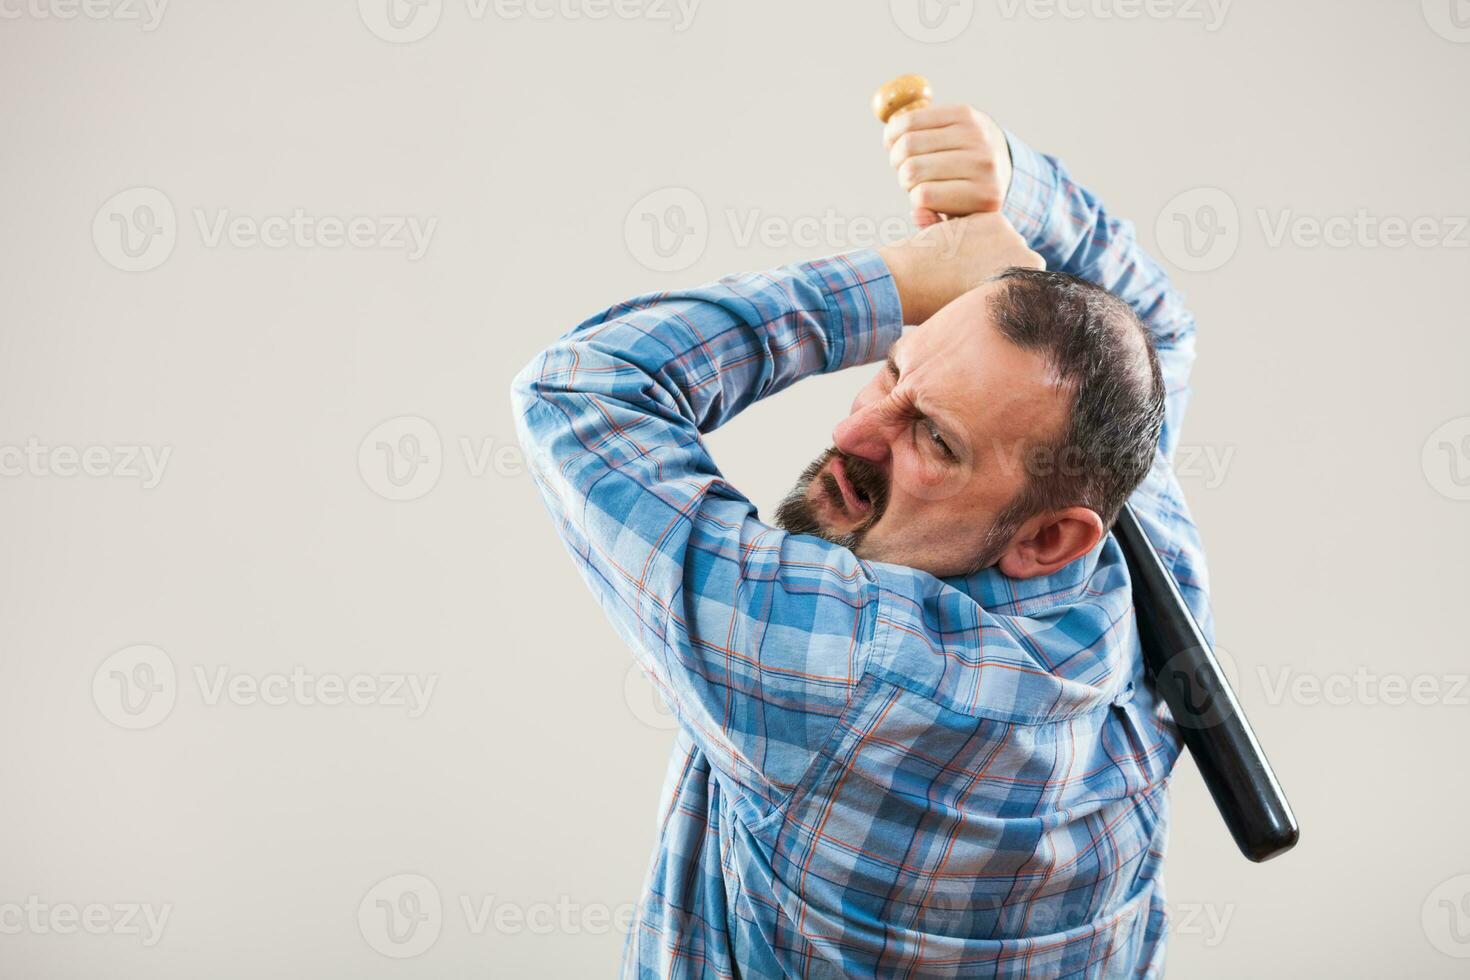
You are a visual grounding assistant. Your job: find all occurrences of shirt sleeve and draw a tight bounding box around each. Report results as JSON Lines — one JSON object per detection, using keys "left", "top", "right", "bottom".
{"left": 1002, "top": 131, "right": 1199, "bottom": 460}
{"left": 510, "top": 251, "right": 903, "bottom": 818}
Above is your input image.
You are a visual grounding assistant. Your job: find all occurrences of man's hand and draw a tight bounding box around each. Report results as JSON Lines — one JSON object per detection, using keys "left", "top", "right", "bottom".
{"left": 883, "top": 104, "right": 1013, "bottom": 228}
{"left": 876, "top": 213, "right": 1043, "bottom": 325}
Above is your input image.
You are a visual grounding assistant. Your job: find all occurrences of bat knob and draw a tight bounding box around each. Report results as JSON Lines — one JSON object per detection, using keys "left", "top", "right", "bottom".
{"left": 872, "top": 74, "right": 933, "bottom": 123}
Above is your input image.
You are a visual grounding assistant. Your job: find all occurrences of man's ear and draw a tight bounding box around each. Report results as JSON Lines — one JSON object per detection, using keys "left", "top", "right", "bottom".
{"left": 996, "top": 506, "right": 1106, "bottom": 579}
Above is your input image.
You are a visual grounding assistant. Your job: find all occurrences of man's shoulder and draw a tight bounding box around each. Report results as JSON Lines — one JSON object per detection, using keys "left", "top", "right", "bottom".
{"left": 858, "top": 456, "right": 1210, "bottom": 725}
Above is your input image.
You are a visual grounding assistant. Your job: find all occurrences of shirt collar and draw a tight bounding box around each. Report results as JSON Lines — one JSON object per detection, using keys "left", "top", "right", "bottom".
{"left": 937, "top": 536, "right": 1108, "bottom": 617}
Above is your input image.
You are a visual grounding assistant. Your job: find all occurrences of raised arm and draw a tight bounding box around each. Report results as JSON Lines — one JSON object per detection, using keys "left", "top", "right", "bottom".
{"left": 885, "top": 105, "right": 1199, "bottom": 459}
{"left": 511, "top": 252, "right": 899, "bottom": 816}
{"left": 511, "top": 218, "right": 1039, "bottom": 815}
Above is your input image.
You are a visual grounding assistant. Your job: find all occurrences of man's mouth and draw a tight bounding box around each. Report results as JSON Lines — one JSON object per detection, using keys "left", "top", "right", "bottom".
{"left": 828, "top": 456, "right": 873, "bottom": 518}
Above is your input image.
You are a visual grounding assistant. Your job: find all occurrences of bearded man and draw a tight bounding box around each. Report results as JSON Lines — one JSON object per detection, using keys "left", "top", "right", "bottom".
{"left": 513, "top": 101, "right": 1207, "bottom": 979}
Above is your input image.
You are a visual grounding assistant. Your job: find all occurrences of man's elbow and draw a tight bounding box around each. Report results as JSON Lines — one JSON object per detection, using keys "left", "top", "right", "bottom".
{"left": 509, "top": 346, "right": 561, "bottom": 458}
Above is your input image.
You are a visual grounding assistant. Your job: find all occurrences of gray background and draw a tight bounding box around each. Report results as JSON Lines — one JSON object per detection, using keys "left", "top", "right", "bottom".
{"left": 2, "top": 0, "right": 1468, "bottom": 976}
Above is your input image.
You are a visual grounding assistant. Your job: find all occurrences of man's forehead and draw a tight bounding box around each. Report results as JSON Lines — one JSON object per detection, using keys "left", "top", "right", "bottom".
{"left": 894, "top": 290, "right": 1068, "bottom": 444}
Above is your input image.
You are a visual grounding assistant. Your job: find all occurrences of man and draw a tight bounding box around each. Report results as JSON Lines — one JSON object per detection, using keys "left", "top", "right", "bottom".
{"left": 512, "top": 102, "right": 1209, "bottom": 978}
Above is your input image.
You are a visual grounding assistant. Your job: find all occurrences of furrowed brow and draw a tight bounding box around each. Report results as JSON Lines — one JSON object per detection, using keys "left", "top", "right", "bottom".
{"left": 888, "top": 345, "right": 967, "bottom": 458}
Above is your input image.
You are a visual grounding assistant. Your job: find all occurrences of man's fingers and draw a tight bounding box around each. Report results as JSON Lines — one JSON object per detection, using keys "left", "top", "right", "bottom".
{"left": 896, "top": 150, "right": 992, "bottom": 191}
{"left": 908, "top": 179, "right": 988, "bottom": 216}
{"left": 882, "top": 104, "right": 976, "bottom": 150}
{"left": 912, "top": 207, "right": 942, "bottom": 228}
{"left": 887, "top": 126, "right": 976, "bottom": 168}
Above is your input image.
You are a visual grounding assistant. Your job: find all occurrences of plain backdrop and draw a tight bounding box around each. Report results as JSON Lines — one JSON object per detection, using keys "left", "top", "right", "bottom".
{"left": 2, "top": 0, "right": 1468, "bottom": 976}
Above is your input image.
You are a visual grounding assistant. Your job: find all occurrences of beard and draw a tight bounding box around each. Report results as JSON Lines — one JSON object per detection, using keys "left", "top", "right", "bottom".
{"left": 773, "top": 447, "right": 890, "bottom": 553}
{"left": 774, "top": 446, "right": 1026, "bottom": 575}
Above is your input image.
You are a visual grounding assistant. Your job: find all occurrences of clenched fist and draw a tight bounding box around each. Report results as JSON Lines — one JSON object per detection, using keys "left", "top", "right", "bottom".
{"left": 883, "top": 104, "right": 1013, "bottom": 228}
{"left": 877, "top": 212, "right": 1043, "bottom": 325}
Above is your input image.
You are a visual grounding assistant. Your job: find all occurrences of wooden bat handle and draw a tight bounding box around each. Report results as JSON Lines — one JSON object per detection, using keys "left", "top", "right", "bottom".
{"left": 872, "top": 74, "right": 933, "bottom": 124}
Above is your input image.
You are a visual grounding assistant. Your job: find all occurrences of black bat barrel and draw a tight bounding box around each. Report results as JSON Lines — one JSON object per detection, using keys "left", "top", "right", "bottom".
{"left": 1113, "top": 503, "right": 1299, "bottom": 863}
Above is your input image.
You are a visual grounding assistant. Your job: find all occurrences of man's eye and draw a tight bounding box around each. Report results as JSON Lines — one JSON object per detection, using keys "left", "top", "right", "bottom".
{"left": 923, "top": 419, "right": 955, "bottom": 460}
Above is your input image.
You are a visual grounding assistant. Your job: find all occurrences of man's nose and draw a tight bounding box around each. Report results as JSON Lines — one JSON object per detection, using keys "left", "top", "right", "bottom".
{"left": 832, "top": 402, "right": 900, "bottom": 465}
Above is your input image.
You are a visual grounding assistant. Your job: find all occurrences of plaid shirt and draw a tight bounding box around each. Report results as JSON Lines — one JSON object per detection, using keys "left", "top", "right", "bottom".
{"left": 512, "top": 132, "right": 1210, "bottom": 979}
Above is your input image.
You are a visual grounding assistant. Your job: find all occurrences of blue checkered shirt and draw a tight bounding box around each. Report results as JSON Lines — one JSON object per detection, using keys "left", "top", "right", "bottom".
{"left": 512, "top": 132, "right": 1211, "bottom": 978}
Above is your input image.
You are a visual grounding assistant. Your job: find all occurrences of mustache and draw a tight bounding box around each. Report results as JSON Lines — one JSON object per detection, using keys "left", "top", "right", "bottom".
{"left": 812, "top": 448, "right": 890, "bottom": 519}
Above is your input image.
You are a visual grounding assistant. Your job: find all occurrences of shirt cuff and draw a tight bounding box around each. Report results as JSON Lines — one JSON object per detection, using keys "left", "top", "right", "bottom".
{"left": 1002, "top": 130, "right": 1061, "bottom": 248}
{"left": 798, "top": 249, "right": 904, "bottom": 374}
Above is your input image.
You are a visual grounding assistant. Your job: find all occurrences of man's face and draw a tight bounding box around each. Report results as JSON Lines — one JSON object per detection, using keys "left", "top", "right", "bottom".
{"left": 775, "top": 282, "right": 1069, "bottom": 578}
